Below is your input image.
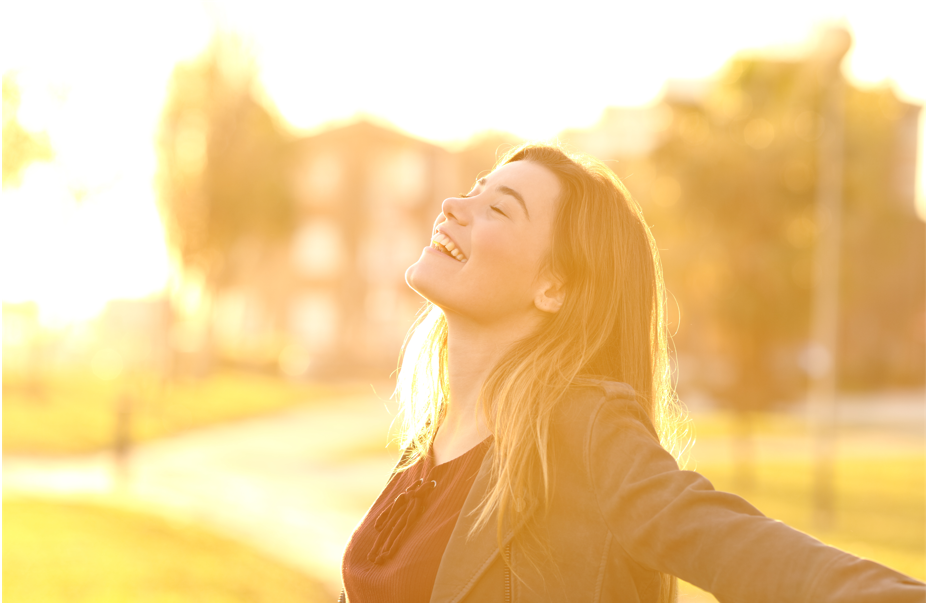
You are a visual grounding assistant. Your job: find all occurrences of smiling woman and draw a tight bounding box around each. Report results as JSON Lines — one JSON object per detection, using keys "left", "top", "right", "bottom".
{"left": 339, "top": 143, "right": 924, "bottom": 603}
{"left": 406, "top": 160, "right": 563, "bottom": 330}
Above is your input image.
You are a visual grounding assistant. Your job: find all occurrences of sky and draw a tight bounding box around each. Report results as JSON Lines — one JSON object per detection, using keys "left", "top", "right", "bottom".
{"left": 1, "top": 0, "right": 926, "bottom": 324}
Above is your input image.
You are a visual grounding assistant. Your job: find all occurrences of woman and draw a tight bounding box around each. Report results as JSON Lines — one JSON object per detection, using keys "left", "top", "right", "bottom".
{"left": 340, "top": 144, "right": 924, "bottom": 602}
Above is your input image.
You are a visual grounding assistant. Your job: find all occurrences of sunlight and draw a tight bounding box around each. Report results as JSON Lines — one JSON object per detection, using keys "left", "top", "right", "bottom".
{"left": 0, "top": 0, "right": 924, "bottom": 325}
{"left": 0, "top": 165, "right": 171, "bottom": 325}
{"left": 0, "top": 0, "right": 210, "bottom": 324}
{"left": 1, "top": 5, "right": 924, "bottom": 600}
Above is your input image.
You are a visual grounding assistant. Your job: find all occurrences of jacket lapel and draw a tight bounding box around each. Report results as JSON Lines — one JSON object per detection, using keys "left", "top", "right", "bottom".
{"left": 430, "top": 443, "right": 540, "bottom": 603}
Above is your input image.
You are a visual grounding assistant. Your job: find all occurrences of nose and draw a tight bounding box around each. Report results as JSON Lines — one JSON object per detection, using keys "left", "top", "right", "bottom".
{"left": 440, "top": 195, "right": 468, "bottom": 225}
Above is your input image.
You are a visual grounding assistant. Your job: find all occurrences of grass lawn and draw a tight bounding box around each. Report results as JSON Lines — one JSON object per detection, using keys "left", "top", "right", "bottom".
{"left": 675, "top": 412, "right": 925, "bottom": 602}
{"left": 2, "top": 370, "right": 376, "bottom": 455}
{"left": 2, "top": 496, "right": 331, "bottom": 603}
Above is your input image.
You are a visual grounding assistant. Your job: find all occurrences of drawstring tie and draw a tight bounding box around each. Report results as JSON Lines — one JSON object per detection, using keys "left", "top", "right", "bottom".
{"left": 367, "top": 476, "right": 437, "bottom": 564}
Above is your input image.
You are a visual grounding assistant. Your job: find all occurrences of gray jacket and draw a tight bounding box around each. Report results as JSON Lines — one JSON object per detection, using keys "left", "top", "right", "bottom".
{"left": 345, "top": 380, "right": 925, "bottom": 603}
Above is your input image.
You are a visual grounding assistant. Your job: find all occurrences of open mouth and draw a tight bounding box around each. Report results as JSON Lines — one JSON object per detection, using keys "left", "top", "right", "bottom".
{"left": 431, "top": 232, "right": 467, "bottom": 262}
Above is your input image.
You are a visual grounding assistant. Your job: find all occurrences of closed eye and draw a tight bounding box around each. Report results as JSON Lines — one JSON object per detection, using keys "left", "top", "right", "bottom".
{"left": 491, "top": 205, "right": 507, "bottom": 216}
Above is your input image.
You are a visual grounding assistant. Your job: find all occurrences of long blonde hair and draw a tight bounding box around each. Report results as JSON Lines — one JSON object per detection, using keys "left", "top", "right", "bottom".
{"left": 393, "top": 143, "right": 684, "bottom": 599}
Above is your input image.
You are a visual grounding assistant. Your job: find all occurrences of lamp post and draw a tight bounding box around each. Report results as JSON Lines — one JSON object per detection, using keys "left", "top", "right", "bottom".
{"left": 807, "top": 26, "right": 851, "bottom": 529}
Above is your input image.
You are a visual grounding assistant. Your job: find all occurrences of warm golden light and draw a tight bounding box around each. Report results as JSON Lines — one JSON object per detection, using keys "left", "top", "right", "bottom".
{"left": 2, "top": 1, "right": 925, "bottom": 324}
{"left": 1, "top": 166, "right": 171, "bottom": 324}
{"left": 1, "top": 1, "right": 210, "bottom": 323}
{"left": 2, "top": 5, "right": 924, "bottom": 602}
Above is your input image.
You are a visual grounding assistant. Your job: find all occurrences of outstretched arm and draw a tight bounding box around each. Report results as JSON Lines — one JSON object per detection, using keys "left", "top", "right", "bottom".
{"left": 590, "top": 397, "right": 925, "bottom": 603}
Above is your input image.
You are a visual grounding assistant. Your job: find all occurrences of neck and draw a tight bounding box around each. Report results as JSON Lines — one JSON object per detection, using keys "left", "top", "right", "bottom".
{"left": 438, "top": 310, "right": 541, "bottom": 444}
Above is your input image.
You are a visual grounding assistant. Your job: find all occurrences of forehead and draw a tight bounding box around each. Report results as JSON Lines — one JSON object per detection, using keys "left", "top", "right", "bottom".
{"left": 488, "top": 160, "right": 561, "bottom": 219}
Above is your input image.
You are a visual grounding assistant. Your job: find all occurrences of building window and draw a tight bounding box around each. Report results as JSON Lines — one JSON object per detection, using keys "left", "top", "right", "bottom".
{"left": 365, "top": 148, "right": 427, "bottom": 209}
{"left": 357, "top": 219, "right": 422, "bottom": 285}
{"left": 295, "top": 151, "right": 343, "bottom": 208}
{"left": 288, "top": 291, "right": 339, "bottom": 352}
{"left": 292, "top": 218, "right": 345, "bottom": 279}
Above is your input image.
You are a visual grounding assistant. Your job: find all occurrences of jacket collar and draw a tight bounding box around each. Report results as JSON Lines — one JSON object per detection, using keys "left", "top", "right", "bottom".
{"left": 429, "top": 442, "right": 540, "bottom": 603}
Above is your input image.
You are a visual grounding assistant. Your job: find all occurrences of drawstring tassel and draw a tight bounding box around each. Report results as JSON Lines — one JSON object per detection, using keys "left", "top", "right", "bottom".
{"left": 368, "top": 477, "right": 437, "bottom": 564}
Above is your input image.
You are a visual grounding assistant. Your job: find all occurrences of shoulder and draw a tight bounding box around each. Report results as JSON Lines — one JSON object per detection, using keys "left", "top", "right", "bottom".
{"left": 553, "top": 378, "right": 658, "bottom": 443}
{"left": 550, "top": 379, "right": 674, "bottom": 501}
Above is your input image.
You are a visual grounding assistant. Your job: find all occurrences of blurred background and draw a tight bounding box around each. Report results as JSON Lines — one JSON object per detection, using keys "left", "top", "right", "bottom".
{"left": 2, "top": 1, "right": 924, "bottom": 602}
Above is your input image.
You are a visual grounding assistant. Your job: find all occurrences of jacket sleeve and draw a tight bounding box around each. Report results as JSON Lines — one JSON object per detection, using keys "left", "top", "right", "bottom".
{"left": 589, "top": 396, "right": 925, "bottom": 603}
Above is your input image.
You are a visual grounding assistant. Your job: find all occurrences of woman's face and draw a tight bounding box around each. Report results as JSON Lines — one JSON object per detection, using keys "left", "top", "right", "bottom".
{"left": 405, "top": 160, "right": 562, "bottom": 325}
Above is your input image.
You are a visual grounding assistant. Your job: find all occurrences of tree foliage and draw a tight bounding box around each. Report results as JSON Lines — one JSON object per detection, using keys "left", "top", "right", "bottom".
{"left": 2, "top": 72, "right": 54, "bottom": 189}
{"left": 156, "top": 33, "right": 294, "bottom": 288}
{"left": 649, "top": 52, "right": 924, "bottom": 410}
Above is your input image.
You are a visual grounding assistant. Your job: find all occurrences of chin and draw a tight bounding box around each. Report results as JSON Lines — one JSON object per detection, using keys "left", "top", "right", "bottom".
{"left": 406, "top": 260, "right": 460, "bottom": 313}
{"left": 405, "top": 254, "right": 439, "bottom": 301}
{"left": 404, "top": 262, "right": 421, "bottom": 293}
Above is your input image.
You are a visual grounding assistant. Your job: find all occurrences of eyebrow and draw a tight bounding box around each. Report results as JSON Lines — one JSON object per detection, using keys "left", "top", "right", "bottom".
{"left": 477, "top": 178, "right": 530, "bottom": 220}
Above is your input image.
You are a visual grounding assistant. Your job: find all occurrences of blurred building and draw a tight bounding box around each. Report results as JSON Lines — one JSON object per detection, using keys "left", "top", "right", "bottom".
{"left": 210, "top": 120, "right": 460, "bottom": 377}
{"left": 557, "top": 104, "right": 677, "bottom": 220}
{"left": 169, "top": 44, "right": 922, "bottom": 394}
{"left": 450, "top": 130, "right": 524, "bottom": 189}
{"left": 559, "top": 105, "right": 673, "bottom": 161}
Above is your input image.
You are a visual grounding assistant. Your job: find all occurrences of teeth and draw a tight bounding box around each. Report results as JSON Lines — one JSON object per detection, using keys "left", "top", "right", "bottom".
{"left": 431, "top": 233, "right": 467, "bottom": 262}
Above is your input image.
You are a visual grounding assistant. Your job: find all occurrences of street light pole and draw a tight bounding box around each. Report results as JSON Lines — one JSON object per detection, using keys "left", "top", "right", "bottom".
{"left": 808, "top": 26, "right": 851, "bottom": 530}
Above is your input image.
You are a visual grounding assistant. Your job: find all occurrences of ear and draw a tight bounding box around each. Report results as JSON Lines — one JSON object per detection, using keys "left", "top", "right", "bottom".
{"left": 533, "top": 274, "right": 565, "bottom": 314}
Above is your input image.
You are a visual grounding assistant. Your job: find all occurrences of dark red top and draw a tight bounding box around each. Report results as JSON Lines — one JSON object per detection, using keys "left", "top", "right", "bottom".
{"left": 341, "top": 437, "right": 492, "bottom": 603}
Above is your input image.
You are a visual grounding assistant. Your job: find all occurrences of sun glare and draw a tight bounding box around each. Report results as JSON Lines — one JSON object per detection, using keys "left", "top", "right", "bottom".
{"left": 1, "top": 0, "right": 210, "bottom": 325}
{"left": 1, "top": 0, "right": 925, "bottom": 326}
{"left": 1, "top": 164, "right": 171, "bottom": 325}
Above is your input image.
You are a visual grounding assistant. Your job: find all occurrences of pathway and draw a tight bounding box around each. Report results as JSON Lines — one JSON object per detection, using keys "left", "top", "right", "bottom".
{"left": 3, "top": 389, "right": 924, "bottom": 598}
{"left": 3, "top": 393, "right": 402, "bottom": 597}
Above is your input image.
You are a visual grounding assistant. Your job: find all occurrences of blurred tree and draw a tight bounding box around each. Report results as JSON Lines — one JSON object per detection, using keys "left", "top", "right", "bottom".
{"left": 2, "top": 74, "right": 56, "bottom": 399}
{"left": 156, "top": 32, "right": 295, "bottom": 374}
{"left": 653, "top": 57, "right": 817, "bottom": 418}
{"left": 2, "top": 71, "right": 54, "bottom": 189}
{"left": 649, "top": 40, "right": 925, "bottom": 420}
{"left": 837, "top": 87, "right": 925, "bottom": 389}
{"left": 650, "top": 60, "right": 822, "bottom": 490}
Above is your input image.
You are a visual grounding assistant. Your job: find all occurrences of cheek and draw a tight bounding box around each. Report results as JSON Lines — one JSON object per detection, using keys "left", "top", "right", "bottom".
{"left": 474, "top": 232, "right": 545, "bottom": 284}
